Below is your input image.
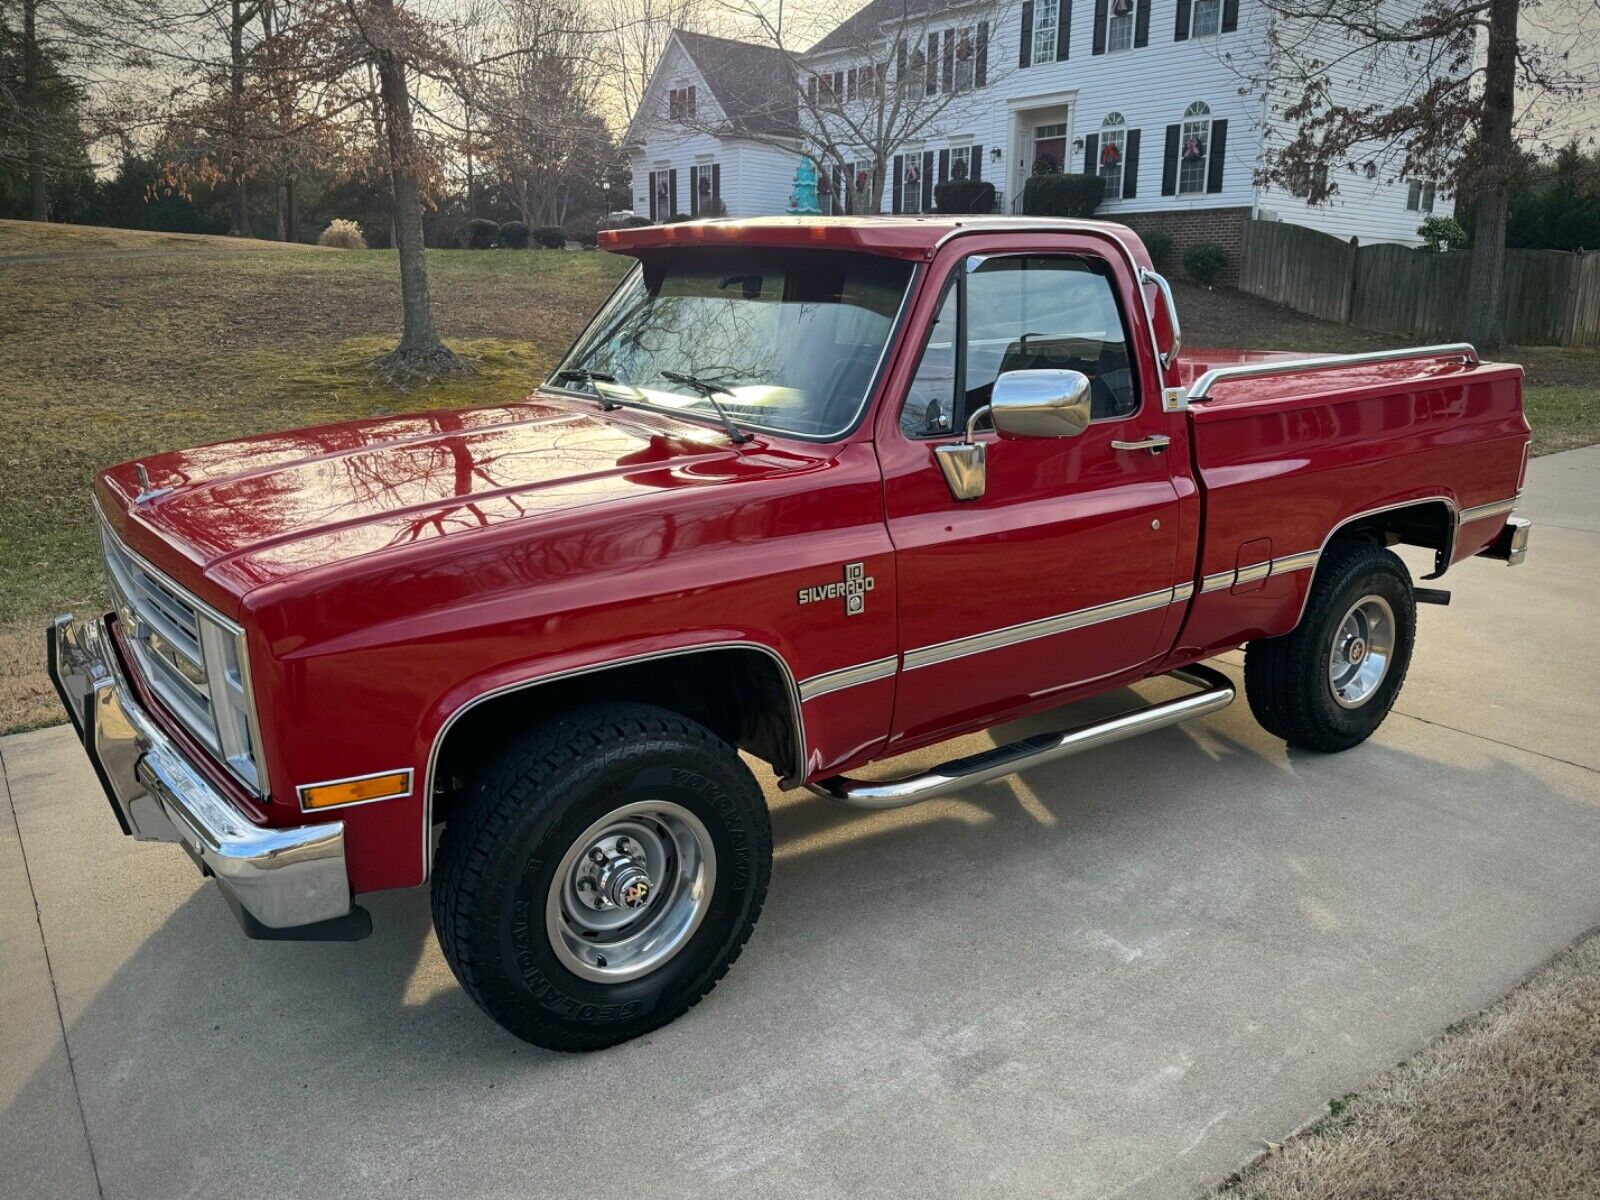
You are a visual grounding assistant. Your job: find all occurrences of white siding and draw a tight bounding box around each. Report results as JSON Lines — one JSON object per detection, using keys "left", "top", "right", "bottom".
{"left": 1258, "top": 0, "right": 1456, "bottom": 245}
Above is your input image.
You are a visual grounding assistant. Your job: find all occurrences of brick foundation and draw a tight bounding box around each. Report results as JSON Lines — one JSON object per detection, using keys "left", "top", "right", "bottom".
{"left": 1115, "top": 206, "right": 1252, "bottom": 285}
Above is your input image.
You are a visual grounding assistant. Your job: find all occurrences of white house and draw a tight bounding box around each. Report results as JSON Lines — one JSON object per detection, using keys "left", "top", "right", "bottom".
{"left": 625, "top": 0, "right": 1454, "bottom": 272}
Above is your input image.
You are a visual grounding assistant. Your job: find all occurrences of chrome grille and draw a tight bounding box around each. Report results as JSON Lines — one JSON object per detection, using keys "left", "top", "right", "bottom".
{"left": 99, "top": 516, "right": 264, "bottom": 793}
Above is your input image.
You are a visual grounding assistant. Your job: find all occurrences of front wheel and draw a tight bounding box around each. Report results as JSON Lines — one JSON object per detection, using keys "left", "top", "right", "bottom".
{"left": 431, "top": 703, "right": 772, "bottom": 1050}
{"left": 1244, "top": 540, "right": 1417, "bottom": 752}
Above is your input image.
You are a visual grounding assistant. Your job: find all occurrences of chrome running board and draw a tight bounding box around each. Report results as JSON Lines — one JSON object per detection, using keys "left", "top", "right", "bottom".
{"left": 806, "top": 665, "right": 1235, "bottom": 811}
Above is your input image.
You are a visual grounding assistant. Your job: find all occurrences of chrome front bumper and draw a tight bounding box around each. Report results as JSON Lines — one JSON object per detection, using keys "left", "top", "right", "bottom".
{"left": 47, "top": 614, "right": 366, "bottom": 938}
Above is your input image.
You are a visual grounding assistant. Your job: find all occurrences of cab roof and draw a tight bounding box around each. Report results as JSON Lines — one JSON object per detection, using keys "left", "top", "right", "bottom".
{"left": 597, "top": 215, "right": 1148, "bottom": 261}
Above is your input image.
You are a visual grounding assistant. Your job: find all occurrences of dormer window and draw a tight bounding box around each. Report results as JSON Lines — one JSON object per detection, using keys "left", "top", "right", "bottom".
{"left": 668, "top": 86, "right": 696, "bottom": 121}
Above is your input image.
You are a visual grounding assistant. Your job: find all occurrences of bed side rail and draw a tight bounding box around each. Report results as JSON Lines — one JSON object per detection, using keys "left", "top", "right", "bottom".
{"left": 1187, "top": 343, "right": 1479, "bottom": 403}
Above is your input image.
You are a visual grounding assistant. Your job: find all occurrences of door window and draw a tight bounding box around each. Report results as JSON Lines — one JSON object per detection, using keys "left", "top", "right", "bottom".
{"left": 898, "top": 255, "right": 1140, "bottom": 438}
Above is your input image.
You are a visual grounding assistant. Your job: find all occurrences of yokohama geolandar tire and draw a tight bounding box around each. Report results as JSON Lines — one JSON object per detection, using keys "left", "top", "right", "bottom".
{"left": 1244, "top": 540, "right": 1417, "bottom": 753}
{"left": 431, "top": 703, "right": 772, "bottom": 1050}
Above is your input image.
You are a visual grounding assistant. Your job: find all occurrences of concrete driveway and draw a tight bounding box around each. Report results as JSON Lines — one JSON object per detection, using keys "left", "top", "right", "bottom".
{"left": 5, "top": 447, "right": 1598, "bottom": 1200}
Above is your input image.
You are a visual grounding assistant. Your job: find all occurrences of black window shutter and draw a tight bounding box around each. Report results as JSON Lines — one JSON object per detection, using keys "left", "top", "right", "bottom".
{"left": 668, "top": 168, "right": 678, "bottom": 216}
{"left": 711, "top": 162, "right": 721, "bottom": 203}
{"left": 1175, "top": 0, "right": 1192, "bottom": 41}
{"left": 688, "top": 85, "right": 696, "bottom": 114}
{"left": 893, "top": 155, "right": 904, "bottom": 213}
{"left": 1057, "top": 0, "right": 1071, "bottom": 59}
{"left": 1221, "top": 0, "right": 1239, "bottom": 32}
{"left": 689, "top": 166, "right": 698, "bottom": 216}
{"left": 971, "top": 144, "right": 983, "bottom": 181}
{"left": 1123, "top": 129, "right": 1141, "bottom": 198}
{"left": 1161, "top": 124, "right": 1180, "bottom": 195}
{"left": 1206, "top": 119, "right": 1228, "bottom": 192}
{"left": 897, "top": 39, "right": 907, "bottom": 82}
{"left": 942, "top": 30, "right": 954, "bottom": 92}
{"left": 976, "top": 21, "right": 989, "bottom": 85}
{"left": 1019, "top": 1, "right": 1033, "bottom": 67}
{"left": 922, "top": 150, "right": 935, "bottom": 210}
{"left": 1092, "top": 0, "right": 1108, "bottom": 54}
{"left": 1134, "top": 0, "right": 1150, "bottom": 47}
{"left": 807, "top": 77, "right": 817, "bottom": 105}
{"left": 1083, "top": 132, "right": 1099, "bottom": 176}
{"left": 647, "top": 171, "right": 656, "bottom": 221}
{"left": 926, "top": 33, "right": 938, "bottom": 94}
{"left": 939, "top": 148, "right": 950, "bottom": 183}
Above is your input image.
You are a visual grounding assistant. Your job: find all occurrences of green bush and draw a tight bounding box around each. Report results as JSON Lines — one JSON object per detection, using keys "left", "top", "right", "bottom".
{"left": 1022, "top": 173, "right": 1105, "bottom": 218}
{"left": 935, "top": 179, "right": 997, "bottom": 214}
{"left": 499, "top": 220, "right": 530, "bottom": 249}
{"left": 1183, "top": 242, "right": 1229, "bottom": 287}
{"left": 531, "top": 225, "right": 565, "bottom": 249}
{"left": 1141, "top": 231, "right": 1174, "bottom": 272}
{"left": 1417, "top": 215, "right": 1468, "bottom": 252}
{"left": 564, "top": 215, "right": 600, "bottom": 246}
{"left": 664, "top": 212, "right": 695, "bottom": 223}
{"left": 463, "top": 218, "right": 499, "bottom": 249}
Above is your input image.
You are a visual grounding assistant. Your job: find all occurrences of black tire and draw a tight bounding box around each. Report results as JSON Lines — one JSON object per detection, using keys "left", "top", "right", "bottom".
{"left": 431, "top": 702, "right": 771, "bottom": 1051}
{"left": 1244, "top": 539, "right": 1416, "bottom": 753}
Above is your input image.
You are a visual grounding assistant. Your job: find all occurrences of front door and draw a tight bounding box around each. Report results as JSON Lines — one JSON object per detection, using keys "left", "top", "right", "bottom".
{"left": 877, "top": 234, "right": 1185, "bottom": 750}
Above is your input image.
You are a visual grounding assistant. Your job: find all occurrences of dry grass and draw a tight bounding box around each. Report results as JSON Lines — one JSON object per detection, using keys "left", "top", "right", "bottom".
{"left": 1218, "top": 930, "right": 1600, "bottom": 1200}
{"left": 0, "top": 218, "right": 627, "bottom": 732}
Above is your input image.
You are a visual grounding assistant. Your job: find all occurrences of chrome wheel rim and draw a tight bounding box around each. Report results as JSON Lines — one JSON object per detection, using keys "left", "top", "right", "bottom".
{"left": 1328, "top": 594, "right": 1396, "bottom": 709}
{"left": 545, "top": 800, "right": 716, "bottom": 983}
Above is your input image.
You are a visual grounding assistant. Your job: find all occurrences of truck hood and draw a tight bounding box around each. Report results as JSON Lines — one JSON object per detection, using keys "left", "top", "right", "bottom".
{"left": 98, "top": 395, "right": 813, "bottom": 599}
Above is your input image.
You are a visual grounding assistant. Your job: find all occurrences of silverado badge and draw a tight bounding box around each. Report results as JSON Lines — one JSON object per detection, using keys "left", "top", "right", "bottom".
{"left": 798, "top": 561, "right": 875, "bottom": 616}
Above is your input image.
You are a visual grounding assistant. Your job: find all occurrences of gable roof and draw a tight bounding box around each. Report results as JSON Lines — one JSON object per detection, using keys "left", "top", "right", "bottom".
{"left": 808, "top": 0, "right": 930, "bottom": 57}
{"left": 674, "top": 30, "right": 802, "bottom": 138}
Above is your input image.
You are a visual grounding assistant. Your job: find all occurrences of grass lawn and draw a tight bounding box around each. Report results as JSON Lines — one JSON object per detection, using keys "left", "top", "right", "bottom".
{"left": 2, "top": 223, "right": 1598, "bottom": 734}
{"left": 1217, "top": 930, "right": 1600, "bottom": 1200}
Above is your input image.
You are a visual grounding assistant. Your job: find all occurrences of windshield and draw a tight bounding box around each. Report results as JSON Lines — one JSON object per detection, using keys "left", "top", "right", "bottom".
{"left": 550, "top": 248, "right": 915, "bottom": 439}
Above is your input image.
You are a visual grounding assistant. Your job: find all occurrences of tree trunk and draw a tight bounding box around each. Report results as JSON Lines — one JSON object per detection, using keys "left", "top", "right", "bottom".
{"left": 286, "top": 170, "right": 298, "bottom": 243}
{"left": 370, "top": 0, "right": 459, "bottom": 378}
{"left": 22, "top": 0, "right": 46, "bottom": 221}
{"left": 229, "top": 5, "right": 249, "bottom": 236}
{"left": 1462, "top": 0, "right": 1518, "bottom": 351}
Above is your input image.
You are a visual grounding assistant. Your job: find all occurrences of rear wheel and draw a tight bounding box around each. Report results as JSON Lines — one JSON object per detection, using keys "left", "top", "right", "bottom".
{"left": 1244, "top": 540, "right": 1416, "bottom": 752}
{"left": 431, "top": 702, "right": 771, "bottom": 1050}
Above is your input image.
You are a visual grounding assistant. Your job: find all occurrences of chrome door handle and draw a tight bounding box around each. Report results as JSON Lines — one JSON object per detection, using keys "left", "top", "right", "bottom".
{"left": 1111, "top": 435, "right": 1171, "bottom": 454}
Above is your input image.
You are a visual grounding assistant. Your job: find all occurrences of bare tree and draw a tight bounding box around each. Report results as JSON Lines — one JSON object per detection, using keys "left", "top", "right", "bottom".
{"left": 657, "top": 0, "right": 1014, "bottom": 216}
{"left": 1258, "top": 0, "right": 1599, "bottom": 349}
{"left": 600, "top": 0, "right": 716, "bottom": 129}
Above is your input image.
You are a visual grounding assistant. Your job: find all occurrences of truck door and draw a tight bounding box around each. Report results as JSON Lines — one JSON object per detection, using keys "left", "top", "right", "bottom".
{"left": 875, "top": 239, "right": 1187, "bottom": 750}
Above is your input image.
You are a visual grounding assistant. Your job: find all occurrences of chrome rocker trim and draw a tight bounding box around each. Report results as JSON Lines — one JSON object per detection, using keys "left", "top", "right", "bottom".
{"left": 808, "top": 664, "right": 1235, "bottom": 811}
{"left": 48, "top": 614, "right": 366, "bottom": 939}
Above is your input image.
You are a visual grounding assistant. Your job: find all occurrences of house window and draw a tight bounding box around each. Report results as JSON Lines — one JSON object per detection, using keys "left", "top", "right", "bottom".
{"left": 1099, "top": 113, "right": 1127, "bottom": 197}
{"left": 1178, "top": 101, "right": 1211, "bottom": 194}
{"left": 1106, "top": 0, "right": 1135, "bottom": 53}
{"left": 1190, "top": 0, "right": 1222, "bottom": 37}
{"left": 668, "top": 86, "right": 696, "bottom": 121}
{"left": 953, "top": 25, "right": 976, "bottom": 91}
{"left": 951, "top": 145, "right": 973, "bottom": 181}
{"left": 1032, "top": 0, "right": 1059, "bottom": 63}
{"left": 1407, "top": 179, "right": 1437, "bottom": 212}
{"left": 901, "top": 41, "right": 928, "bottom": 95}
{"left": 903, "top": 153, "right": 925, "bottom": 214}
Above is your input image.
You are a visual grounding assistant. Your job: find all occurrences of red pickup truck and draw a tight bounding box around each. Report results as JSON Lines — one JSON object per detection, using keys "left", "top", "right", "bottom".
{"left": 50, "top": 217, "right": 1531, "bottom": 1049}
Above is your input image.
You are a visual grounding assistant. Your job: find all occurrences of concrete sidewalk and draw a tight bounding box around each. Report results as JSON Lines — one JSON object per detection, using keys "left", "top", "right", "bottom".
{"left": 4, "top": 448, "right": 1597, "bottom": 1200}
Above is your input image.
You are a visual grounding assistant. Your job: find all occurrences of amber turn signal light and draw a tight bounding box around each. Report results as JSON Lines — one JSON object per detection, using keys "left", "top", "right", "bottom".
{"left": 297, "top": 770, "right": 413, "bottom": 811}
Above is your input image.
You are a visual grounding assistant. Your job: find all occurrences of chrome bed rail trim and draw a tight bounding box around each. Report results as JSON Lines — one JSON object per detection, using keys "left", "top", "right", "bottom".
{"left": 1186, "top": 343, "right": 1479, "bottom": 403}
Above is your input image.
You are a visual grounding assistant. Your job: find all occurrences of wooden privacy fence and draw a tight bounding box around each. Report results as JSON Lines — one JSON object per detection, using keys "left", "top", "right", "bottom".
{"left": 1238, "top": 219, "right": 1600, "bottom": 347}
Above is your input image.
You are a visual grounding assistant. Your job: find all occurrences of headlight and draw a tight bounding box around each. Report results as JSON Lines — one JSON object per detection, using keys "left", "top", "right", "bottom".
{"left": 199, "top": 617, "right": 267, "bottom": 791}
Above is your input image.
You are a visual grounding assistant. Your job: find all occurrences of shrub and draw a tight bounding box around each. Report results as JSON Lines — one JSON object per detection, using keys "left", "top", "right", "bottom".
{"left": 499, "top": 220, "right": 530, "bottom": 249}
{"left": 935, "top": 179, "right": 997, "bottom": 214}
{"left": 532, "top": 225, "right": 566, "bottom": 248}
{"left": 699, "top": 197, "right": 728, "bottom": 218}
{"left": 1141, "top": 231, "right": 1174, "bottom": 272}
{"left": 317, "top": 219, "right": 366, "bottom": 250}
{"left": 1183, "top": 242, "right": 1229, "bottom": 287}
{"left": 1022, "top": 172, "right": 1105, "bottom": 218}
{"left": 664, "top": 212, "right": 695, "bottom": 223}
{"left": 463, "top": 218, "right": 499, "bottom": 249}
{"left": 564, "top": 215, "right": 600, "bottom": 247}
{"left": 1418, "top": 215, "right": 1468, "bottom": 252}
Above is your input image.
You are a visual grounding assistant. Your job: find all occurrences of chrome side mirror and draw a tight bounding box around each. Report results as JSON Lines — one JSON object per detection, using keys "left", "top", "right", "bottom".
{"left": 989, "top": 369, "right": 1093, "bottom": 439}
{"left": 933, "top": 370, "right": 1094, "bottom": 502}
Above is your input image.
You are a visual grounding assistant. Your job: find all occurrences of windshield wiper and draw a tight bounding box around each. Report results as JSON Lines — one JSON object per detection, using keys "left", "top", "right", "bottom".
{"left": 553, "top": 367, "right": 624, "bottom": 409}
{"left": 659, "top": 370, "right": 754, "bottom": 445}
